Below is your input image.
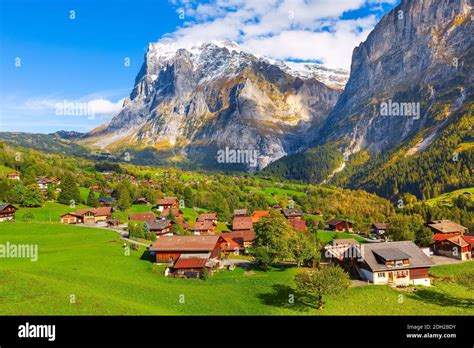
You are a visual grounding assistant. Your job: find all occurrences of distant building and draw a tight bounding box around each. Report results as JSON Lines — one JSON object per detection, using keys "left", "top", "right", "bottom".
{"left": 327, "top": 218, "right": 354, "bottom": 232}
{"left": 61, "top": 207, "right": 113, "bottom": 225}
{"left": 0, "top": 204, "right": 18, "bottom": 222}
{"left": 233, "top": 208, "right": 247, "bottom": 217}
{"left": 281, "top": 208, "right": 304, "bottom": 221}
{"left": 370, "top": 223, "right": 390, "bottom": 237}
{"left": 191, "top": 221, "right": 215, "bottom": 235}
{"left": 145, "top": 220, "right": 173, "bottom": 237}
{"left": 197, "top": 213, "right": 218, "bottom": 224}
{"left": 128, "top": 212, "right": 156, "bottom": 222}
{"left": 432, "top": 234, "right": 471, "bottom": 260}
{"left": 427, "top": 220, "right": 467, "bottom": 235}
{"left": 156, "top": 197, "right": 179, "bottom": 212}
{"left": 251, "top": 210, "right": 270, "bottom": 223}
{"left": 149, "top": 235, "right": 225, "bottom": 264}
{"left": 7, "top": 171, "right": 20, "bottom": 180}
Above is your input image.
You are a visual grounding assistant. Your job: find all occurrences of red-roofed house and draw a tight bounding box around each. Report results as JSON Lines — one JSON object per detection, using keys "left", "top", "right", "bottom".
{"left": 150, "top": 235, "right": 225, "bottom": 263}
{"left": 462, "top": 235, "right": 474, "bottom": 257}
{"left": 222, "top": 230, "right": 255, "bottom": 249}
{"left": 197, "top": 213, "right": 218, "bottom": 224}
{"left": 251, "top": 210, "right": 270, "bottom": 223}
{"left": 221, "top": 237, "right": 240, "bottom": 256}
{"left": 232, "top": 216, "right": 253, "bottom": 233}
{"left": 128, "top": 212, "right": 156, "bottom": 222}
{"left": 191, "top": 221, "right": 215, "bottom": 235}
{"left": 62, "top": 206, "right": 113, "bottom": 224}
{"left": 432, "top": 233, "right": 471, "bottom": 260}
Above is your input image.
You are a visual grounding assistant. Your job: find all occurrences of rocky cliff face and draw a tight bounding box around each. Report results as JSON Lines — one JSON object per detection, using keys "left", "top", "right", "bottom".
{"left": 85, "top": 41, "right": 346, "bottom": 169}
{"left": 318, "top": 0, "right": 473, "bottom": 157}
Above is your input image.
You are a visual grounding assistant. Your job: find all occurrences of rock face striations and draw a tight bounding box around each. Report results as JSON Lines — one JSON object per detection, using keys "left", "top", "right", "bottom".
{"left": 85, "top": 40, "right": 347, "bottom": 169}
{"left": 317, "top": 0, "right": 473, "bottom": 157}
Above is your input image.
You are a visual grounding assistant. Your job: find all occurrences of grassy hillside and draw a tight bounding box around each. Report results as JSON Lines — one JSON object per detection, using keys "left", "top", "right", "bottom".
{"left": 0, "top": 223, "right": 472, "bottom": 315}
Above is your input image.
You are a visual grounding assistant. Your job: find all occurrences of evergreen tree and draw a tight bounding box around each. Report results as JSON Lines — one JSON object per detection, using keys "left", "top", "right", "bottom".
{"left": 57, "top": 172, "right": 81, "bottom": 205}
{"left": 86, "top": 189, "right": 99, "bottom": 208}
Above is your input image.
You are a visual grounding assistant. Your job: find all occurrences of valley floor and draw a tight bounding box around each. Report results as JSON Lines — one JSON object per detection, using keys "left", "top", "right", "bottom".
{"left": 0, "top": 223, "right": 473, "bottom": 316}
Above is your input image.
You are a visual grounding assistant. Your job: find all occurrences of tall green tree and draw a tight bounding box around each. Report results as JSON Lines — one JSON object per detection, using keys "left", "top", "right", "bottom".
{"left": 57, "top": 172, "right": 81, "bottom": 205}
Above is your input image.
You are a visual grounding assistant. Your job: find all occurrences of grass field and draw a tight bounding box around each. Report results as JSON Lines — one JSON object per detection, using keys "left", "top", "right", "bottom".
{"left": 0, "top": 223, "right": 472, "bottom": 315}
{"left": 15, "top": 202, "right": 90, "bottom": 223}
{"left": 425, "top": 187, "right": 474, "bottom": 207}
{"left": 315, "top": 230, "right": 366, "bottom": 244}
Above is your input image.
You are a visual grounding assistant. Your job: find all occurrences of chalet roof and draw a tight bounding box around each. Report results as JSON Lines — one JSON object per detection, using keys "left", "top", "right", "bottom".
{"left": 427, "top": 220, "right": 467, "bottom": 234}
{"left": 251, "top": 210, "right": 270, "bottom": 223}
{"left": 128, "top": 212, "right": 156, "bottom": 222}
{"left": 222, "top": 230, "right": 255, "bottom": 242}
{"left": 331, "top": 238, "right": 359, "bottom": 246}
{"left": 197, "top": 213, "right": 218, "bottom": 221}
{"left": 432, "top": 233, "right": 457, "bottom": 242}
{"left": 447, "top": 235, "right": 470, "bottom": 248}
{"left": 373, "top": 248, "right": 411, "bottom": 261}
{"left": 173, "top": 257, "right": 208, "bottom": 269}
{"left": 222, "top": 237, "right": 240, "bottom": 251}
{"left": 328, "top": 218, "right": 353, "bottom": 226}
{"left": 192, "top": 221, "right": 214, "bottom": 231}
{"left": 0, "top": 203, "right": 17, "bottom": 212}
{"left": 156, "top": 197, "right": 179, "bottom": 205}
{"left": 360, "top": 241, "right": 434, "bottom": 272}
{"left": 150, "top": 235, "right": 223, "bottom": 252}
{"left": 372, "top": 223, "right": 389, "bottom": 230}
{"left": 98, "top": 197, "right": 115, "bottom": 203}
{"left": 281, "top": 208, "right": 303, "bottom": 218}
{"left": 75, "top": 206, "right": 112, "bottom": 217}
{"left": 232, "top": 216, "right": 253, "bottom": 231}
{"left": 462, "top": 235, "right": 474, "bottom": 245}
{"left": 146, "top": 220, "right": 171, "bottom": 231}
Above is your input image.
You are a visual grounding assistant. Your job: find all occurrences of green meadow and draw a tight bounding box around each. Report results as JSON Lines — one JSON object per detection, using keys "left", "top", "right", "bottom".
{"left": 0, "top": 222, "right": 472, "bottom": 315}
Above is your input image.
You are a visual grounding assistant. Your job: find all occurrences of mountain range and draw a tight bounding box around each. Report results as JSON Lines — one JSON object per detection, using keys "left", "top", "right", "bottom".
{"left": 1, "top": 0, "right": 472, "bottom": 199}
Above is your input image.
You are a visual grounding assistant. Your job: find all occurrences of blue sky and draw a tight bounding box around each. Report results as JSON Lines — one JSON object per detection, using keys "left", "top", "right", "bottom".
{"left": 0, "top": 0, "right": 399, "bottom": 133}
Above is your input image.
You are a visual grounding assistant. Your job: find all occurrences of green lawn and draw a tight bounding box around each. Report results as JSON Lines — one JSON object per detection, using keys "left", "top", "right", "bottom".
{"left": 16, "top": 202, "right": 90, "bottom": 223}
{"left": 315, "top": 230, "right": 366, "bottom": 244}
{"left": 0, "top": 223, "right": 472, "bottom": 315}
{"left": 425, "top": 187, "right": 474, "bottom": 207}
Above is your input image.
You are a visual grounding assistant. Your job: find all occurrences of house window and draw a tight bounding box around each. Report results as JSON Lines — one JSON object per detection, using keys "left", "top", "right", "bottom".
{"left": 377, "top": 272, "right": 385, "bottom": 278}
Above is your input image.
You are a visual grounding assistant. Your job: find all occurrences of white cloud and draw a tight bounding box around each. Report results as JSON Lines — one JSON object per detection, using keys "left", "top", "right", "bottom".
{"left": 165, "top": 0, "right": 398, "bottom": 70}
{"left": 19, "top": 97, "right": 124, "bottom": 116}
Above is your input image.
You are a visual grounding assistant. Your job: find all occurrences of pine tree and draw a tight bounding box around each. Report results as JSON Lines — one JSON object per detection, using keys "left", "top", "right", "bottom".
{"left": 57, "top": 172, "right": 81, "bottom": 205}
{"left": 86, "top": 189, "right": 99, "bottom": 208}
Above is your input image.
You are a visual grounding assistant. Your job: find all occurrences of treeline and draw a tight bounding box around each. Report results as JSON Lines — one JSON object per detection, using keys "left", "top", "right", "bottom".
{"left": 262, "top": 143, "right": 343, "bottom": 183}
{"left": 331, "top": 105, "right": 473, "bottom": 200}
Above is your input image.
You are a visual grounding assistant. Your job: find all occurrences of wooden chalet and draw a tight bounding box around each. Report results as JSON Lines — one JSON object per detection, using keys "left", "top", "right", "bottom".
{"left": 60, "top": 213, "right": 84, "bottom": 224}
{"left": 197, "top": 213, "right": 218, "bottom": 224}
{"left": 7, "top": 171, "right": 21, "bottom": 180}
{"left": 171, "top": 255, "right": 211, "bottom": 278}
{"left": 61, "top": 207, "right": 113, "bottom": 225}
{"left": 222, "top": 230, "right": 255, "bottom": 249}
{"left": 0, "top": 204, "right": 18, "bottom": 222}
{"left": 281, "top": 208, "right": 304, "bottom": 221}
{"left": 149, "top": 235, "right": 225, "bottom": 263}
{"left": 426, "top": 220, "right": 467, "bottom": 235}
{"left": 327, "top": 218, "right": 354, "bottom": 232}
{"left": 145, "top": 219, "right": 173, "bottom": 237}
{"left": 432, "top": 234, "right": 471, "bottom": 260}
{"left": 156, "top": 197, "right": 179, "bottom": 212}
{"left": 357, "top": 241, "right": 434, "bottom": 286}
{"left": 370, "top": 223, "right": 390, "bottom": 238}
{"left": 98, "top": 197, "right": 116, "bottom": 207}
{"left": 191, "top": 221, "right": 215, "bottom": 235}
{"left": 232, "top": 216, "right": 253, "bottom": 233}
